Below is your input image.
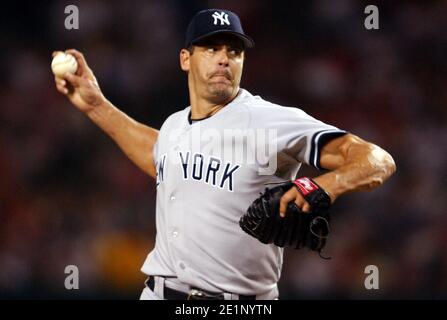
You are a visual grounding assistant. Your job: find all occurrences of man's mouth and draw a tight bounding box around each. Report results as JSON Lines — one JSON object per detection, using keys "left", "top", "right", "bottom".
{"left": 210, "top": 71, "right": 232, "bottom": 81}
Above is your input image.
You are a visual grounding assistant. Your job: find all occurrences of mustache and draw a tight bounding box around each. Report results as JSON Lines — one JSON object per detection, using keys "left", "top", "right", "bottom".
{"left": 209, "top": 70, "right": 232, "bottom": 80}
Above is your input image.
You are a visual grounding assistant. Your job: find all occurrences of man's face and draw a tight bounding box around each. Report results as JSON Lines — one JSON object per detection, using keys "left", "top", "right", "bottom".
{"left": 180, "top": 34, "right": 245, "bottom": 104}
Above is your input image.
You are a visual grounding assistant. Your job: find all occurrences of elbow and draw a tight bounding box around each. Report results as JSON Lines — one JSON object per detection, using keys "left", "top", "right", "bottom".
{"left": 382, "top": 149, "right": 396, "bottom": 178}
{"left": 351, "top": 140, "right": 396, "bottom": 190}
{"left": 370, "top": 146, "right": 396, "bottom": 185}
{"left": 362, "top": 150, "right": 396, "bottom": 190}
{"left": 387, "top": 153, "right": 397, "bottom": 176}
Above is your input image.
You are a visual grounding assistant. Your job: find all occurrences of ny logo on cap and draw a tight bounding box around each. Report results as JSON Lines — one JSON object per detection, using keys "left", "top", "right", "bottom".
{"left": 212, "top": 11, "right": 230, "bottom": 26}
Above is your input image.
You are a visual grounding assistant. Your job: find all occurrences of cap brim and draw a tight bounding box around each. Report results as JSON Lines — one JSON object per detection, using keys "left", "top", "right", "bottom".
{"left": 190, "top": 30, "right": 255, "bottom": 48}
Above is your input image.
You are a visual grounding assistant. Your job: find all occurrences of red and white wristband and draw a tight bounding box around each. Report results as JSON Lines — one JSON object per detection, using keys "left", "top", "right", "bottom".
{"left": 293, "top": 177, "right": 332, "bottom": 212}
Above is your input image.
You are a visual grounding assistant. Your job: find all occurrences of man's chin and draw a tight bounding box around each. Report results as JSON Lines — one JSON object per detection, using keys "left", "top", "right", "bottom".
{"left": 208, "top": 84, "right": 234, "bottom": 102}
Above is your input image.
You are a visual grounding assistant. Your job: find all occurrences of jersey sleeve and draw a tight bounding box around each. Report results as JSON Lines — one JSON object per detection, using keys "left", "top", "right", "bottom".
{"left": 248, "top": 103, "right": 347, "bottom": 170}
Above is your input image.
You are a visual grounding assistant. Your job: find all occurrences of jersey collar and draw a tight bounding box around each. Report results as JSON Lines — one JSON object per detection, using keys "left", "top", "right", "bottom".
{"left": 186, "top": 88, "right": 253, "bottom": 126}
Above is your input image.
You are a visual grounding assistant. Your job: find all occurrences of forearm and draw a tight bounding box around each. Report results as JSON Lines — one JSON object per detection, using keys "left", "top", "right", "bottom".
{"left": 314, "top": 143, "right": 396, "bottom": 203}
{"left": 86, "top": 100, "right": 159, "bottom": 178}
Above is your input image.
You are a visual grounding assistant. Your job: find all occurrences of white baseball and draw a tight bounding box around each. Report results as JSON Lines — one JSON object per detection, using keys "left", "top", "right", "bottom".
{"left": 51, "top": 52, "right": 78, "bottom": 77}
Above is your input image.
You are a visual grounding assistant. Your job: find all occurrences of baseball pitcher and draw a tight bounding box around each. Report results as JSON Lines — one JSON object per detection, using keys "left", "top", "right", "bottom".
{"left": 53, "top": 9, "right": 396, "bottom": 300}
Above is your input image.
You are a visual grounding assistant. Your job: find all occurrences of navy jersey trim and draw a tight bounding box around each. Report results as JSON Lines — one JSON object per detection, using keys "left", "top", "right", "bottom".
{"left": 309, "top": 130, "right": 348, "bottom": 170}
{"left": 188, "top": 111, "right": 211, "bottom": 124}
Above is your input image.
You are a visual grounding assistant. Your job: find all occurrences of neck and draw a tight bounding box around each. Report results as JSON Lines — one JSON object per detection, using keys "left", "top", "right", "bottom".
{"left": 189, "top": 87, "right": 240, "bottom": 119}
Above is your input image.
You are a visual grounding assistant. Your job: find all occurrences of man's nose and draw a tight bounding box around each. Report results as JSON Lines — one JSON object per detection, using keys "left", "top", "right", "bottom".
{"left": 216, "top": 48, "right": 230, "bottom": 66}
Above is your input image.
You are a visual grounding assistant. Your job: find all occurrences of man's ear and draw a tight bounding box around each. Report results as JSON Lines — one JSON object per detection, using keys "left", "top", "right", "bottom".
{"left": 180, "top": 49, "right": 190, "bottom": 72}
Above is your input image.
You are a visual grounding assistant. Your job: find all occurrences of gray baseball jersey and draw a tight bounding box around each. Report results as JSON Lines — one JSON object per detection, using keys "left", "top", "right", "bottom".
{"left": 141, "top": 89, "right": 346, "bottom": 295}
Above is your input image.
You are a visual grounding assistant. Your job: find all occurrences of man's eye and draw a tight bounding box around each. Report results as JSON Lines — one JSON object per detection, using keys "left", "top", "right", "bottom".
{"left": 230, "top": 49, "right": 242, "bottom": 56}
{"left": 206, "top": 47, "right": 217, "bottom": 53}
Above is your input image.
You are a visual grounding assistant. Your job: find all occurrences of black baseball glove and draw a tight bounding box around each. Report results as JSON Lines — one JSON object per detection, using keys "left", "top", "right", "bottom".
{"left": 239, "top": 177, "right": 332, "bottom": 259}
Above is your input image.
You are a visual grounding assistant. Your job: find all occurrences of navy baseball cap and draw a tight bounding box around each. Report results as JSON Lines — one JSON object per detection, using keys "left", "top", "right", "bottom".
{"left": 185, "top": 9, "right": 254, "bottom": 49}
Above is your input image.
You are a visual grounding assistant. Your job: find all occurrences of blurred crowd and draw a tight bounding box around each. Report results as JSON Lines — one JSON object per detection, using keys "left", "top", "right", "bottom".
{"left": 0, "top": 0, "right": 446, "bottom": 299}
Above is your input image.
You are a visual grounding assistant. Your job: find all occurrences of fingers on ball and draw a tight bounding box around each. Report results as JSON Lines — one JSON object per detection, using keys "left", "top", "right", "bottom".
{"left": 56, "top": 84, "right": 68, "bottom": 94}
{"left": 54, "top": 76, "right": 68, "bottom": 94}
{"left": 55, "top": 77, "right": 66, "bottom": 86}
{"left": 65, "top": 49, "right": 87, "bottom": 68}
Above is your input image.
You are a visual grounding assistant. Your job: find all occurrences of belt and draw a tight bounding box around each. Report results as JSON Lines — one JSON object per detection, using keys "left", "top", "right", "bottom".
{"left": 146, "top": 277, "right": 256, "bottom": 300}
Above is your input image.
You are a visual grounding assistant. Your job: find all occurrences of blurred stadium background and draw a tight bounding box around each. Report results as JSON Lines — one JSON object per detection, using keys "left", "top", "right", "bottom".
{"left": 0, "top": 0, "right": 446, "bottom": 299}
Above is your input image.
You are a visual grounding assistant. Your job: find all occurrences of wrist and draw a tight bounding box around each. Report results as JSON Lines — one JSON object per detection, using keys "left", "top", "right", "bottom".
{"left": 293, "top": 177, "right": 332, "bottom": 211}
{"left": 308, "top": 176, "right": 339, "bottom": 204}
{"left": 85, "top": 98, "right": 113, "bottom": 121}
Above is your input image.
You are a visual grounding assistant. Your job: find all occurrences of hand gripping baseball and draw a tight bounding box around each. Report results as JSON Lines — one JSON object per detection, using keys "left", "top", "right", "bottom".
{"left": 52, "top": 49, "right": 106, "bottom": 113}
{"left": 239, "top": 177, "right": 332, "bottom": 258}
